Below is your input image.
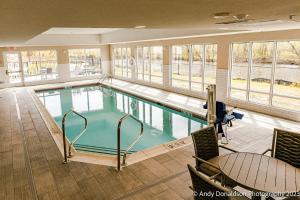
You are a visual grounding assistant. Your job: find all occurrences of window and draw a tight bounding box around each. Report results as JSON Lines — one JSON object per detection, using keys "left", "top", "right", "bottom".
{"left": 230, "top": 41, "right": 300, "bottom": 111}
{"left": 136, "top": 46, "right": 163, "bottom": 84}
{"left": 191, "top": 45, "right": 204, "bottom": 91}
{"left": 230, "top": 43, "right": 249, "bottom": 100}
{"left": 273, "top": 41, "right": 300, "bottom": 110}
{"left": 204, "top": 44, "right": 217, "bottom": 87}
{"left": 21, "top": 50, "right": 58, "bottom": 82}
{"left": 69, "top": 49, "right": 102, "bottom": 77}
{"left": 113, "top": 48, "right": 122, "bottom": 76}
{"left": 171, "top": 44, "right": 217, "bottom": 91}
{"left": 171, "top": 45, "right": 189, "bottom": 89}
{"left": 113, "top": 48, "right": 132, "bottom": 78}
{"left": 249, "top": 42, "right": 273, "bottom": 104}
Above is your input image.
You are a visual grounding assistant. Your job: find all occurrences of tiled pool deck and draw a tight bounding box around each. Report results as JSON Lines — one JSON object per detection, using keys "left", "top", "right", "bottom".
{"left": 0, "top": 79, "right": 299, "bottom": 200}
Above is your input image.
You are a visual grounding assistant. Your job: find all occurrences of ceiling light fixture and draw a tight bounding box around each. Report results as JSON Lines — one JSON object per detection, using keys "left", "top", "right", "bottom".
{"left": 213, "top": 12, "right": 231, "bottom": 19}
{"left": 134, "top": 25, "right": 146, "bottom": 29}
{"left": 233, "top": 14, "right": 249, "bottom": 21}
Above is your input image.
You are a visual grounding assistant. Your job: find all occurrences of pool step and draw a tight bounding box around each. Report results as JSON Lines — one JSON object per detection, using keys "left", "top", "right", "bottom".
{"left": 74, "top": 144, "right": 137, "bottom": 155}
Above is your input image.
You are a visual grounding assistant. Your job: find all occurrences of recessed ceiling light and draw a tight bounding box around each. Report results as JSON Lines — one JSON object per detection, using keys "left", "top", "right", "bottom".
{"left": 134, "top": 25, "right": 146, "bottom": 29}
{"left": 213, "top": 12, "right": 231, "bottom": 19}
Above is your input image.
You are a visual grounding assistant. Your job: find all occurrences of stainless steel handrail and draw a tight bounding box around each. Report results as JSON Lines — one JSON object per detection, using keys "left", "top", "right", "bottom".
{"left": 97, "top": 74, "right": 113, "bottom": 96}
{"left": 117, "top": 113, "right": 144, "bottom": 171}
{"left": 62, "top": 109, "right": 88, "bottom": 164}
{"left": 97, "top": 74, "right": 110, "bottom": 85}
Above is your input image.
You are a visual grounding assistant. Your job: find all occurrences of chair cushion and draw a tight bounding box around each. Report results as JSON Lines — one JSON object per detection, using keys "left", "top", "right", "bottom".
{"left": 198, "top": 156, "right": 237, "bottom": 187}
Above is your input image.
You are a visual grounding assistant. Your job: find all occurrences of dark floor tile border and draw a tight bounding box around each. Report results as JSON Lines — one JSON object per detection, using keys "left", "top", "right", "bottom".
{"left": 13, "top": 91, "right": 38, "bottom": 200}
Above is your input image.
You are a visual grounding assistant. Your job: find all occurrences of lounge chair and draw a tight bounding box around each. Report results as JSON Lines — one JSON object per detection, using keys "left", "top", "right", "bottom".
{"left": 191, "top": 126, "right": 237, "bottom": 186}
{"left": 187, "top": 164, "right": 250, "bottom": 200}
{"left": 263, "top": 128, "right": 300, "bottom": 168}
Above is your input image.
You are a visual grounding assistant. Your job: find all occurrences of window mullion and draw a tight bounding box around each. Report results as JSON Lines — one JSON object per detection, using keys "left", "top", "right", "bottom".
{"left": 121, "top": 48, "right": 124, "bottom": 77}
{"left": 150, "top": 47, "right": 152, "bottom": 82}
{"left": 142, "top": 47, "right": 145, "bottom": 81}
{"left": 269, "top": 41, "right": 277, "bottom": 106}
{"left": 126, "top": 48, "right": 129, "bottom": 78}
{"left": 189, "top": 45, "right": 192, "bottom": 91}
{"left": 229, "top": 43, "right": 233, "bottom": 98}
{"left": 202, "top": 45, "right": 205, "bottom": 91}
{"left": 247, "top": 42, "right": 253, "bottom": 101}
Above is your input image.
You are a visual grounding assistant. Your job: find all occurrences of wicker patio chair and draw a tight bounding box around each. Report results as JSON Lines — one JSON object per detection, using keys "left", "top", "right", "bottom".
{"left": 187, "top": 164, "right": 250, "bottom": 200}
{"left": 263, "top": 128, "right": 300, "bottom": 168}
{"left": 191, "top": 126, "right": 237, "bottom": 186}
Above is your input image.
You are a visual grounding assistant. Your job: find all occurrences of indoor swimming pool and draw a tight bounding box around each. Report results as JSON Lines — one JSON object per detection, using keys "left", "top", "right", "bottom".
{"left": 36, "top": 85, "right": 207, "bottom": 155}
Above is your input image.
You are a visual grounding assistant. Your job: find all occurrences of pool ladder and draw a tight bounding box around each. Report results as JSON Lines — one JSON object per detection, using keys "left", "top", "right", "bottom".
{"left": 117, "top": 113, "right": 144, "bottom": 171}
{"left": 62, "top": 109, "right": 88, "bottom": 164}
{"left": 97, "top": 74, "right": 112, "bottom": 85}
{"left": 97, "top": 74, "right": 113, "bottom": 96}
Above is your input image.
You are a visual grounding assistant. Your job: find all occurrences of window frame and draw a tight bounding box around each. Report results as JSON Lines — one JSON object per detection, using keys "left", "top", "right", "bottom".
{"left": 112, "top": 47, "right": 132, "bottom": 79}
{"left": 21, "top": 50, "right": 58, "bottom": 82}
{"left": 170, "top": 43, "right": 217, "bottom": 92}
{"left": 68, "top": 48, "right": 102, "bottom": 78}
{"left": 229, "top": 40, "right": 300, "bottom": 111}
{"left": 136, "top": 45, "right": 163, "bottom": 84}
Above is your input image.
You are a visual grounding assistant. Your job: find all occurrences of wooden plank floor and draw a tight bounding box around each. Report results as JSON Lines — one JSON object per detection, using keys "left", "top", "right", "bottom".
{"left": 0, "top": 87, "right": 299, "bottom": 200}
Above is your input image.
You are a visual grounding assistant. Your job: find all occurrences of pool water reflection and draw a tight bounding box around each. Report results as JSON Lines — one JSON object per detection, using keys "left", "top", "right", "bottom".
{"left": 37, "top": 86, "right": 207, "bottom": 154}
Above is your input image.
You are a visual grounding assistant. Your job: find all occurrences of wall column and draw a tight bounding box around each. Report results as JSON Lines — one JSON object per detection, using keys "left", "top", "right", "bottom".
{"left": 57, "top": 47, "right": 70, "bottom": 82}
{"left": 163, "top": 45, "right": 171, "bottom": 89}
{"left": 216, "top": 41, "right": 230, "bottom": 102}
{"left": 131, "top": 47, "right": 137, "bottom": 81}
{"left": 101, "top": 45, "right": 111, "bottom": 76}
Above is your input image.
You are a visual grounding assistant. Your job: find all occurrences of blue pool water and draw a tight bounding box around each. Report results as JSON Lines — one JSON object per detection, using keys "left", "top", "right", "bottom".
{"left": 37, "top": 85, "right": 207, "bottom": 155}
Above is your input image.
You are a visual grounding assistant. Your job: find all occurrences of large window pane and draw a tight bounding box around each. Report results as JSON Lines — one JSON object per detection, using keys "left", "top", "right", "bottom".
{"left": 249, "top": 92, "right": 269, "bottom": 105}
{"left": 204, "top": 44, "right": 217, "bottom": 87}
{"left": 143, "top": 47, "right": 150, "bottom": 81}
{"left": 272, "top": 96, "right": 300, "bottom": 111}
{"left": 231, "top": 43, "right": 249, "bottom": 90}
{"left": 191, "top": 45, "right": 204, "bottom": 91}
{"left": 231, "top": 89, "right": 247, "bottom": 101}
{"left": 150, "top": 46, "right": 163, "bottom": 84}
{"left": 171, "top": 45, "right": 189, "bottom": 89}
{"left": 22, "top": 50, "right": 58, "bottom": 82}
{"left": 274, "top": 41, "right": 300, "bottom": 99}
{"left": 114, "top": 48, "right": 122, "bottom": 76}
{"left": 69, "top": 49, "right": 102, "bottom": 77}
{"left": 137, "top": 47, "right": 143, "bottom": 80}
{"left": 127, "top": 48, "right": 133, "bottom": 78}
{"left": 250, "top": 42, "right": 273, "bottom": 93}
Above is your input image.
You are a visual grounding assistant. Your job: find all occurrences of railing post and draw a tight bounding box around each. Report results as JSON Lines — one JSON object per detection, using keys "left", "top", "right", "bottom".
{"left": 62, "top": 113, "right": 68, "bottom": 164}
{"left": 61, "top": 110, "right": 87, "bottom": 164}
{"left": 116, "top": 113, "right": 144, "bottom": 171}
{"left": 117, "top": 121, "right": 121, "bottom": 171}
{"left": 207, "top": 84, "right": 216, "bottom": 126}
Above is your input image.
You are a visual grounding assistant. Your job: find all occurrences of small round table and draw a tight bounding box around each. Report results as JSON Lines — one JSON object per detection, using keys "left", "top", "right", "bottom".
{"left": 218, "top": 152, "right": 300, "bottom": 198}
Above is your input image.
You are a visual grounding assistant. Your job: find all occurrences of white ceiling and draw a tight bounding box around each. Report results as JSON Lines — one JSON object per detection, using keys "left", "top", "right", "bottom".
{"left": 1, "top": 0, "right": 300, "bottom": 46}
